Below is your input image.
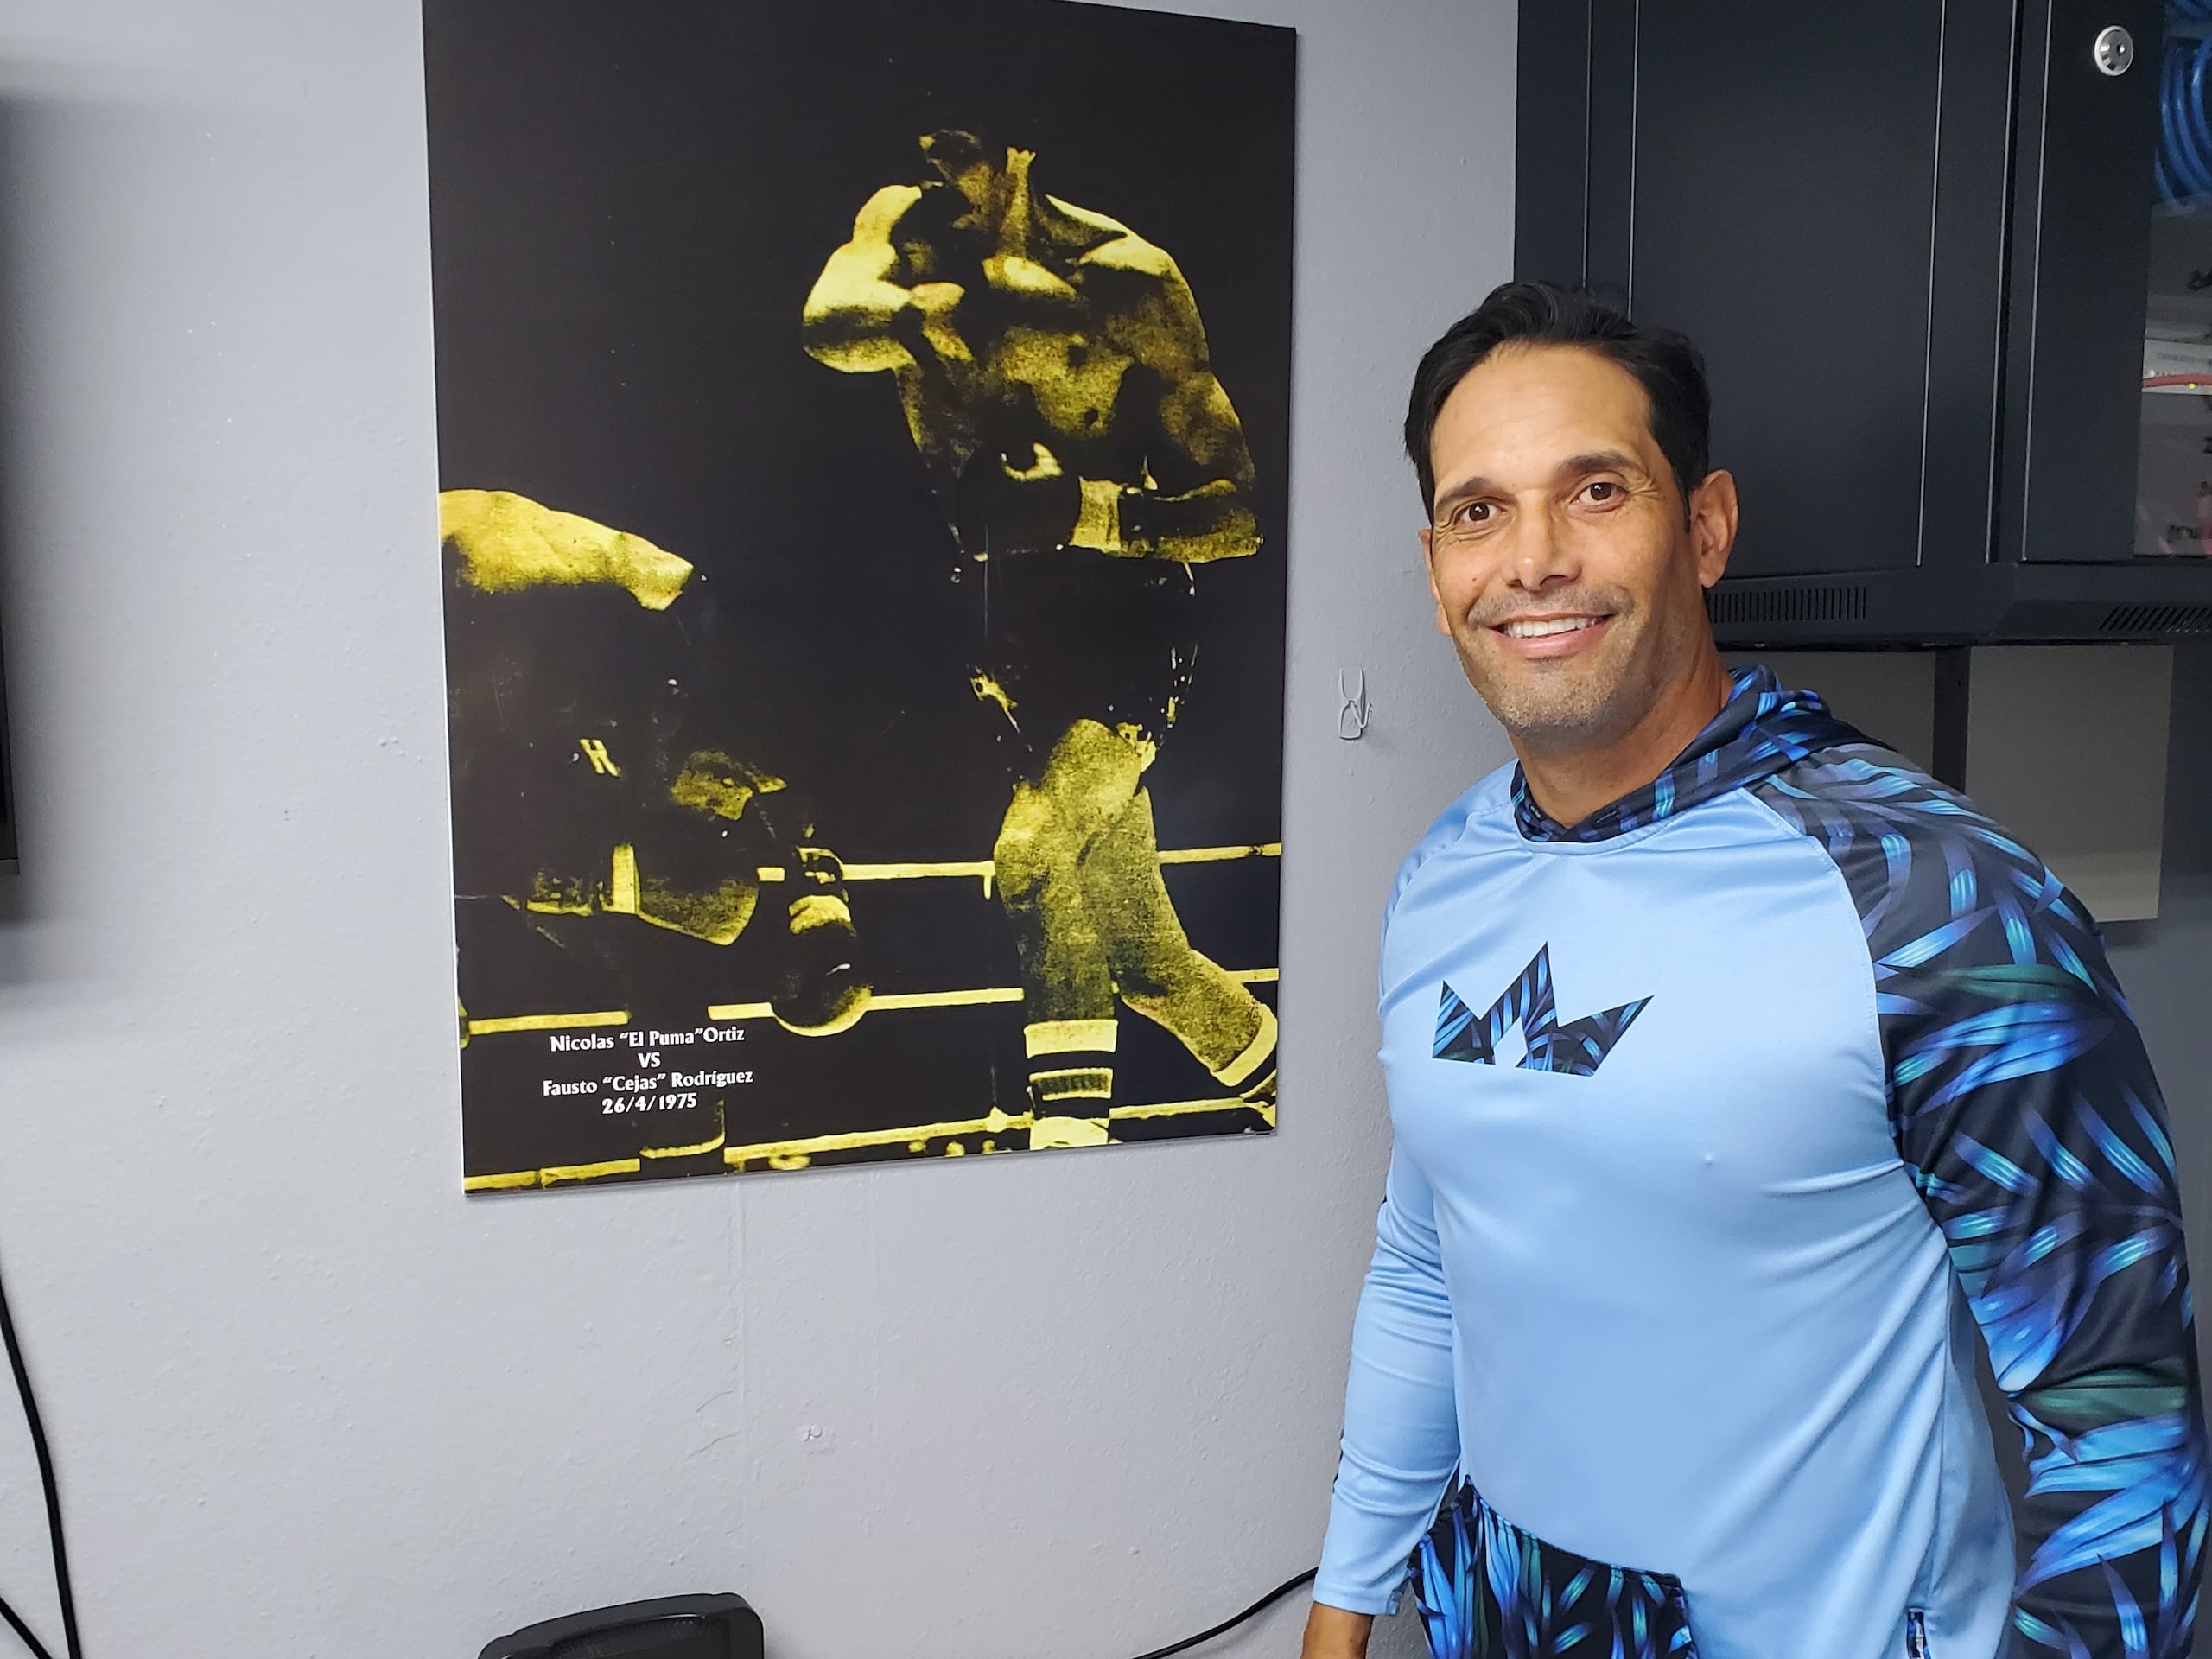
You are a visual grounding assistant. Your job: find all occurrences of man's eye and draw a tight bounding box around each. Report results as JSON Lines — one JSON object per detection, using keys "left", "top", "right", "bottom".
{"left": 1452, "top": 502, "right": 1493, "bottom": 526}
{"left": 1582, "top": 480, "right": 1622, "bottom": 505}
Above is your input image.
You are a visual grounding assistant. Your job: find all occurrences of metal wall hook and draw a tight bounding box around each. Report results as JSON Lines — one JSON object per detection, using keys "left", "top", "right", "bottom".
{"left": 1338, "top": 668, "right": 1370, "bottom": 741}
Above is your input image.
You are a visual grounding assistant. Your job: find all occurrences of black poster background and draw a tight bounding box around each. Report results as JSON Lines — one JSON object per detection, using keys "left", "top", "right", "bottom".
{"left": 425, "top": 0, "right": 1294, "bottom": 1189}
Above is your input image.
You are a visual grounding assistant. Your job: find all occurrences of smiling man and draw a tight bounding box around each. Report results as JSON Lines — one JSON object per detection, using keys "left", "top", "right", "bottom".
{"left": 1300, "top": 283, "right": 2210, "bottom": 1659}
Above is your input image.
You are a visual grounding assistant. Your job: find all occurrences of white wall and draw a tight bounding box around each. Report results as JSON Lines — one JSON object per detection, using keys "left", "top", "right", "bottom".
{"left": 0, "top": 3, "right": 1516, "bottom": 1655}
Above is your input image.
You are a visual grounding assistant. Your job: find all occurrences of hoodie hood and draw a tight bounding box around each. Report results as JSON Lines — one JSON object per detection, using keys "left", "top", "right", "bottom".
{"left": 1512, "top": 664, "right": 1866, "bottom": 844}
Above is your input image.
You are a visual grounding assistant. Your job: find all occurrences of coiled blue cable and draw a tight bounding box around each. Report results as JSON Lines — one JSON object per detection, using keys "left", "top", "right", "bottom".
{"left": 2160, "top": 26, "right": 2212, "bottom": 201}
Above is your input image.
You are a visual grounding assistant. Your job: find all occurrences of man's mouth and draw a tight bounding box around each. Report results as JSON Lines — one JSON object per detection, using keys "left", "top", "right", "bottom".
{"left": 1494, "top": 614, "right": 1605, "bottom": 639}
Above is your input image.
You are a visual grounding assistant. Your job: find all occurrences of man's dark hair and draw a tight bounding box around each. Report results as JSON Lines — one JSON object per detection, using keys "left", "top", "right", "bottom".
{"left": 1403, "top": 281, "right": 1712, "bottom": 518}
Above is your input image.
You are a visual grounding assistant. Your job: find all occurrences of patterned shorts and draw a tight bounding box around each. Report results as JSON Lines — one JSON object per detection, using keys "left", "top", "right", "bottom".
{"left": 964, "top": 549, "right": 1197, "bottom": 774}
{"left": 1410, "top": 1481, "right": 1698, "bottom": 1659}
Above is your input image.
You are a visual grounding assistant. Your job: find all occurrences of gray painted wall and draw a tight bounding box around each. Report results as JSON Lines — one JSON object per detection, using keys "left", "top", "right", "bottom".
{"left": 0, "top": 2, "right": 1513, "bottom": 1656}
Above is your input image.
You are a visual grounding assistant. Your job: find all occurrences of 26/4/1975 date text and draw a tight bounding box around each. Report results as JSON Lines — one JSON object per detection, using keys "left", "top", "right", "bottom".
{"left": 604, "top": 1091, "right": 700, "bottom": 1115}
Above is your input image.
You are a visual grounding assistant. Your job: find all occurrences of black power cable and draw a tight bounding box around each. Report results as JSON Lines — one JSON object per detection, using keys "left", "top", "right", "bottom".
{"left": 0, "top": 1240, "right": 80, "bottom": 1659}
{"left": 1124, "top": 1567, "right": 1317, "bottom": 1659}
{"left": 0, "top": 1595, "right": 54, "bottom": 1659}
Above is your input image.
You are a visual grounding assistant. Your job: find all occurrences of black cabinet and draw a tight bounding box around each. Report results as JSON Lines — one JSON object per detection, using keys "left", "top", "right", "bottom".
{"left": 2009, "top": 0, "right": 2165, "bottom": 568}
{"left": 1517, "top": 0, "right": 2212, "bottom": 645}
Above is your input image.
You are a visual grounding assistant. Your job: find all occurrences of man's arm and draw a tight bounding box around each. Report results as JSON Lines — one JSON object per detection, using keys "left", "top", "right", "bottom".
{"left": 801, "top": 184, "right": 932, "bottom": 374}
{"left": 1298, "top": 1601, "right": 1373, "bottom": 1659}
{"left": 1312, "top": 1142, "right": 1461, "bottom": 1637}
{"left": 440, "top": 489, "right": 693, "bottom": 610}
{"left": 1071, "top": 222, "right": 1259, "bottom": 563}
{"left": 1882, "top": 836, "right": 2210, "bottom": 1652}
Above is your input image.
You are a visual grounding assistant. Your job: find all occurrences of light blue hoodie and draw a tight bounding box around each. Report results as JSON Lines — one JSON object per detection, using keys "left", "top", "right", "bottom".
{"left": 1317, "top": 668, "right": 2209, "bottom": 1659}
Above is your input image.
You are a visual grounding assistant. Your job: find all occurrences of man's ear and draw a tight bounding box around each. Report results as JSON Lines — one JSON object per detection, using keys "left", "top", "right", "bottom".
{"left": 1688, "top": 470, "right": 1739, "bottom": 588}
{"left": 1420, "top": 526, "right": 1452, "bottom": 637}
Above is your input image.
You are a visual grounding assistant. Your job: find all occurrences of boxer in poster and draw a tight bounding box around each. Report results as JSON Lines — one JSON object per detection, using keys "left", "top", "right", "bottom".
{"left": 804, "top": 133, "right": 1279, "bottom": 1147}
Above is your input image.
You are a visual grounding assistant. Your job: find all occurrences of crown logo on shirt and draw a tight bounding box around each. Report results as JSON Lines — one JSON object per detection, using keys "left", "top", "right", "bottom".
{"left": 1433, "top": 945, "right": 1650, "bottom": 1077}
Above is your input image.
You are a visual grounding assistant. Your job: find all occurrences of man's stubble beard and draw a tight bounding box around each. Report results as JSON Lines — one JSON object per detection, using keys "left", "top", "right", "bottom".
{"left": 1453, "top": 586, "right": 1694, "bottom": 755}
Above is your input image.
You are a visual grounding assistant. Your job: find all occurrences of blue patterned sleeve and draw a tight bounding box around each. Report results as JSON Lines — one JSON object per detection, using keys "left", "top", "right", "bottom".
{"left": 1315, "top": 1142, "right": 1461, "bottom": 1614}
{"left": 1757, "top": 753, "right": 2210, "bottom": 1656}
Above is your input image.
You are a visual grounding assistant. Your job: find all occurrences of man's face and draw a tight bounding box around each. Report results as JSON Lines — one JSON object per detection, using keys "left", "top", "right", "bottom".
{"left": 919, "top": 131, "right": 1003, "bottom": 224}
{"left": 1420, "top": 344, "right": 1735, "bottom": 751}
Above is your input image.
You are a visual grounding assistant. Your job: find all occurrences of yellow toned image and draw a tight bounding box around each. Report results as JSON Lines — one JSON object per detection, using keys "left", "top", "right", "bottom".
{"left": 802, "top": 131, "right": 1260, "bottom": 565}
{"left": 425, "top": 2, "right": 1292, "bottom": 1189}
{"left": 441, "top": 487, "right": 870, "bottom": 1022}
{"left": 805, "top": 132, "right": 1279, "bottom": 1147}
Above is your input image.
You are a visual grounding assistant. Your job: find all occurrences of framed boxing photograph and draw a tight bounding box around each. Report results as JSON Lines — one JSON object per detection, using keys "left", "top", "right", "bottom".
{"left": 424, "top": 0, "right": 1294, "bottom": 1191}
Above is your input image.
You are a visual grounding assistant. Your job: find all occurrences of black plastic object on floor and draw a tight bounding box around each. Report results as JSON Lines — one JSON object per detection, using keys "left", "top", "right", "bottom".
{"left": 478, "top": 1594, "right": 763, "bottom": 1659}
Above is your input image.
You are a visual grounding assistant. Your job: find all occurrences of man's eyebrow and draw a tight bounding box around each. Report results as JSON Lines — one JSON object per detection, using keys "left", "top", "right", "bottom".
{"left": 1554, "top": 450, "right": 1645, "bottom": 480}
{"left": 1429, "top": 475, "right": 1497, "bottom": 518}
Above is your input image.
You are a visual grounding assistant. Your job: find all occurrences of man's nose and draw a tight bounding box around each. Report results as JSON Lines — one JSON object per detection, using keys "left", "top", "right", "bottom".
{"left": 1507, "top": 501, "right": 1581, "bottom": 590}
